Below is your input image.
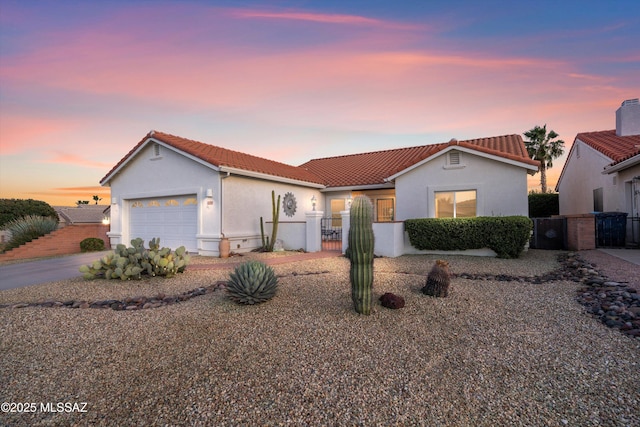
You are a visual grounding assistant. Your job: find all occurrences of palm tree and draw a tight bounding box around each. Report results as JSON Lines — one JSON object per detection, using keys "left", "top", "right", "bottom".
{"left": 523, "top": 125, "right": 565, "bottom": 193}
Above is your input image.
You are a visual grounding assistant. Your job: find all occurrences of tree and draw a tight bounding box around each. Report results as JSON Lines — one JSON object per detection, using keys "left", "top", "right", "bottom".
{"left": 523, "top": 125, "right": 565, "bottom": 193}
{"left": 93, "top": 195, "right": 102, "bottom": 204}
{"left": 0, "top": 199, "right": 59, "bottom": 228}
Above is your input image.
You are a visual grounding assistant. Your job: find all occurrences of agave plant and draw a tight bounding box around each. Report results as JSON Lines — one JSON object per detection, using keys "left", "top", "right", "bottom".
{"left": 3, "top": 215, "right": 58, "bottom": 252}
{"left": 226, "top": 260, "right": 278, "bottom": 305}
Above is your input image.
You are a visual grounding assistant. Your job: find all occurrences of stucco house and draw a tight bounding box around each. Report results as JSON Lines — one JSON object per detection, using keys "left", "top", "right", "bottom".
{"left": 556, "top": 98, "right": 640, "bottom": 246}
{"left": 101, "top": 130, "right": 539, "bottom": 256}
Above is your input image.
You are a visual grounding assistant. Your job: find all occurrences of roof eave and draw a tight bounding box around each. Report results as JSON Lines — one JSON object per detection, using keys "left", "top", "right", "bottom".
{"left": 602, "top": 154, "right": 640, "bottom": 174}
{"left": 321, "top": 183, "right": 395, "bottom": 192}
{"left": 219, "top": 166, "right": 326, "bottom": 188}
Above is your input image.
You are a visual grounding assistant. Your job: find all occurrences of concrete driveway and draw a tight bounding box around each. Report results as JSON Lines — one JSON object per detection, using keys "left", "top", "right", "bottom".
{"left": 0, "top": 251, "right": 110, "bottom": 290}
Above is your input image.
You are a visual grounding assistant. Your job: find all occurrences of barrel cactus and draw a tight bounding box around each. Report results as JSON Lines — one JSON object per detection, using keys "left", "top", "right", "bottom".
{"left": 347, "top": 195, "right": 375, "bottom": 315}
{"left": 226, "top": 260, "right": 278, "bottom": 305}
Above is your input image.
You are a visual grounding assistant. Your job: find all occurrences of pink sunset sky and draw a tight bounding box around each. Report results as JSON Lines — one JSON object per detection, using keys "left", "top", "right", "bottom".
{"left": 0, "top": 0, "right": 638, "bottom": 206}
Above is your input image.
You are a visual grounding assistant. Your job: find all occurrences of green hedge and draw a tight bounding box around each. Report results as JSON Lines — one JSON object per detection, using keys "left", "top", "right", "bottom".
{"left": 0, "top": 199, "right": 59, "bottom": 228}
{"left": 80, "top": 237, "right": 105, "bottom": 252}
{"left": 404, "top": 216, "right": 533, "bottom": 259}
{"left": 528, "top": 193, "right": 559, "bottom": 218}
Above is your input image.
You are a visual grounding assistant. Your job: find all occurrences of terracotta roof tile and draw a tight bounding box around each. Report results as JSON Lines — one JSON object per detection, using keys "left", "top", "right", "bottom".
{"left": 102, "top": 132, "right": 539, "bottom": 188}
{"left": 300, "top": 134, "right": 539, "bottom": 187}
{"left": 101, "top": 131, "right": 325, "bottom": 185}
{"left": 576, "top": 130, "right": 640, "bottom": 166}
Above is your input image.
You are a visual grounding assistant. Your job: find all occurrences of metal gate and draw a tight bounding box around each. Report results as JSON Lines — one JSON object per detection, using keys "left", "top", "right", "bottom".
{"left": 321, "top": 217, "right": 342, "bottom": 251}
{"left": 596, "top": 212, "right": 628, "bottom": 247}
{"left": 530, "top": 218, "right": 566, "bottom": 250}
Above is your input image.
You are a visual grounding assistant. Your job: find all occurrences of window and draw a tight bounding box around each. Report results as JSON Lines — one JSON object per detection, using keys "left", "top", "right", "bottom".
{"left": 376, "top": 198, "right": 395, "bottom": 222}
{"left": 593, "top": 188, "right": 603, "bottom": 212}
{"left": 435, "top": 190, "right": 476, "bottom": 218}
{"left": 330, "top": 199, "right": 345, "bottom": 227}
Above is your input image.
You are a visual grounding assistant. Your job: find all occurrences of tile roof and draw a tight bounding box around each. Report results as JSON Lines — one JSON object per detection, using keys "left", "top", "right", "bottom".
{"left": 101, "top": 131, "right": 325, "bottom": 185}
{"left": 55, "top": 205, "right": 108, "bottom": 224}
{"left": 102, "top": 131, "right": 538, "bottom": 188}
{"left": 576, "top": 130, "right": 640, "bottom": 166}
{"left": 300, "top": 134, "right": 539, "bottom": 187}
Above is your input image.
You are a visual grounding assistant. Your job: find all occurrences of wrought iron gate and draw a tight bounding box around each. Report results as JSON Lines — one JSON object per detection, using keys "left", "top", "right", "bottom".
{"left": 321, "top": 217, "right": 342, "bottom": 251}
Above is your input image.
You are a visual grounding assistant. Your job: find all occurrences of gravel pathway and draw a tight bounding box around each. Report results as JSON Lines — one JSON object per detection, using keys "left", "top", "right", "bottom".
{"left": 1, "top": 250, "right": 639, "bottom": 426}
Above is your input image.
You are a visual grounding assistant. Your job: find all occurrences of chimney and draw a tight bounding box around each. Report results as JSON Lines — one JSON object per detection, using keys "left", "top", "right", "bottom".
{"left": 616, "top": 98, "right": 640, "bottom": 136}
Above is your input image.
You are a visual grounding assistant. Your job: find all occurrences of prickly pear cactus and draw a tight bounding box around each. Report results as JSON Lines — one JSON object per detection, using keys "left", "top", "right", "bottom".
{"left": 79, "top": 238, "right": 189, "bottom": 280}
{"left": 226, "top": 260, "right": 278, "bottom": 305}
{"left": 347, "top": 196, "right": 375, "bottom": 315}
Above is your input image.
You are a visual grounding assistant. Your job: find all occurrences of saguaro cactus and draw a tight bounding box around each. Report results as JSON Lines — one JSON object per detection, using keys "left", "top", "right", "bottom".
{"left": 347, "top": 195, "right": 375, "bottom": 315}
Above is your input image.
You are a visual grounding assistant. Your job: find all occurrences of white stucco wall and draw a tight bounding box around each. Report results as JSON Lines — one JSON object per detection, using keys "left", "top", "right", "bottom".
{"left": 394, "top": 150, "right": 530, "bottom": 220}
{"left": 557, "top": 140, "right": 622, "bottom": 215}
{"left": 106, "top": 143, "right": 220, "bottom": 250}
{"left": 222, "top": 175, "right": 323, "bottom": 252}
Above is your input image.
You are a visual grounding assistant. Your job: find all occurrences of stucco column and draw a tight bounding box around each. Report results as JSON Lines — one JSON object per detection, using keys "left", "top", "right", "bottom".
{"left": 305, "top": 211, "right": 324, "bottom": 252}
{"left": 340, "top": 209, "right": 351, "bottom": 255}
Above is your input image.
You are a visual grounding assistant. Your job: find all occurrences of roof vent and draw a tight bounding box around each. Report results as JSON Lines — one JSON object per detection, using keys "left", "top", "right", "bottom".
{"left": 616, "top": 98, "right": 640, "bottom": 136}
{"left": 449, "top": 138, "right": 458, "bottom": 145}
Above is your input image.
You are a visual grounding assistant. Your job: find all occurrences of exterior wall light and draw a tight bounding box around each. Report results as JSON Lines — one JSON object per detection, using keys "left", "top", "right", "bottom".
{"left": 205, "top": 189, "right": 214, "bottom": 208}
{"left": 311, "top": 195, "right": 317, "bottom": 211}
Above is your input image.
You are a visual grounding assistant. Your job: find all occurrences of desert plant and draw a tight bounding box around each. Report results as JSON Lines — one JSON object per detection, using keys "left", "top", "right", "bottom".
{"left": 346, "top": 195, "right": 375, "bottom": 315}
{"left": 3, "top": 214, "right": 58, "bottom": 252}
{"left": 79, "top": 237, "right": 189, "bottom": 280}
{"left": 80, "top": 237, "right": 105, "bottom": 252}
{"left": 226, "top": 260, "right": 278, "bottom": 305}
{"left": 259, "top": 190, "right": 281, "bottom": 252}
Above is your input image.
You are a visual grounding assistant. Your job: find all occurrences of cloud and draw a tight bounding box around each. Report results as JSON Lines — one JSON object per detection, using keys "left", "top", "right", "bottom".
{"left": 44, "top": 151, "right": 113, "bottom": 169}
{"left": 232, "top": 9, "right": 423, "bottom": 30}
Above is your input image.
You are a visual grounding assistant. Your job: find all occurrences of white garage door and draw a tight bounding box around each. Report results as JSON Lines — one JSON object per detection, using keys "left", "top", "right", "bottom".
{"left": 129, "top": 195, "right": 198, "bottom": 252}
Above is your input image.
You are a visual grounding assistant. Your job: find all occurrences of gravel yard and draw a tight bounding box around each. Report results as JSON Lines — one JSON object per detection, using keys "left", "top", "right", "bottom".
{"left": 1, "top": 250, "right": 639, "bottom": 426}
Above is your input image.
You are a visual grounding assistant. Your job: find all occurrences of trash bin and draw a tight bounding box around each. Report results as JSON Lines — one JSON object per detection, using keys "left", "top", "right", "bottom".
{"left": 595, "top": 212, "right": 628, "bottom": 247}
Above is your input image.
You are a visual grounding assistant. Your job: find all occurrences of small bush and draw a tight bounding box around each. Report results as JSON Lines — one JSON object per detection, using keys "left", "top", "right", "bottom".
{"left": 0, "top": 199, "right": 59, "bottom": 228}
{"left": 404, "top": 216, "right": 533, "bottom": 259}
{"left": 3, "top": 215, "right": 58, "bottom": 252}
{"left": 80, "top": 237, "right": 105, "bottom": 252}
{"left": 528, "top": 192, "right": 559, "bottom": 218}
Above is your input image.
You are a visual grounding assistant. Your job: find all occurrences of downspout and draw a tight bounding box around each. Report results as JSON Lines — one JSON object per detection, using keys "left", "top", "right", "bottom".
{"left": 220, "top": 171, "right": 231, "bottom": 238}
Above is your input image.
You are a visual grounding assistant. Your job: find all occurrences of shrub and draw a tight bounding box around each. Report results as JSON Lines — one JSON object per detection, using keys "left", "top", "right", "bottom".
{"left": 404, "top": 216, "right": 533, "bottom": 259}
{"left": 79, "top": 237, "right": 189, "bottom": 280}
{"left": 0, "top": 199, "right": 59, "bottom": 228}
{"left": 3, "top": 215, "right": 58, "bottom": 252}
{"left": 80, "top": 237, "right": 105, "bottom": 252}
{"left": 226, "top": 260, "right": 278, "bottom": 305}
{"left": 528, "top": 192, "right": 559, "bottom": 218}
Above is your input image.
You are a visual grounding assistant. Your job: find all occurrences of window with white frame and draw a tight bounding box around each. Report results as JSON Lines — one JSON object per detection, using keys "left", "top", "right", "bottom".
{"left": 435, "top": 190, "right": 477, "bottom": 218}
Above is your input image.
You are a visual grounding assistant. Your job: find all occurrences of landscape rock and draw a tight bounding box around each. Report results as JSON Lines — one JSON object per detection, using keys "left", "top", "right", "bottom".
{"left": 379, "top": 292, "right": 405, "bottom": 309}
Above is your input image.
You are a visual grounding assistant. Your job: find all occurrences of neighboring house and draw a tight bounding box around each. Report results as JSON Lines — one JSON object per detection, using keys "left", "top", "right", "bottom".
{"left": 101, "top": 130, "right": 539, "bottom": 256}
{"left": 55, "top": 205, "right": 110, "bottom": 228}
{"left": 556, "top": 98, "right": 640, "bottom": 244}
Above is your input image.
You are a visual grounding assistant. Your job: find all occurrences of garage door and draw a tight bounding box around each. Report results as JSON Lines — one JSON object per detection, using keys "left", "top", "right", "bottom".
{"left": 129, "top": 195, "right": 198, "bottom": 252}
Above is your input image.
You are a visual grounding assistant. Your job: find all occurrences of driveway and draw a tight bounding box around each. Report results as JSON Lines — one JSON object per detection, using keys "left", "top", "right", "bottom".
{"left": 0, "top": 251, "right": 110, "bottom": 290}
